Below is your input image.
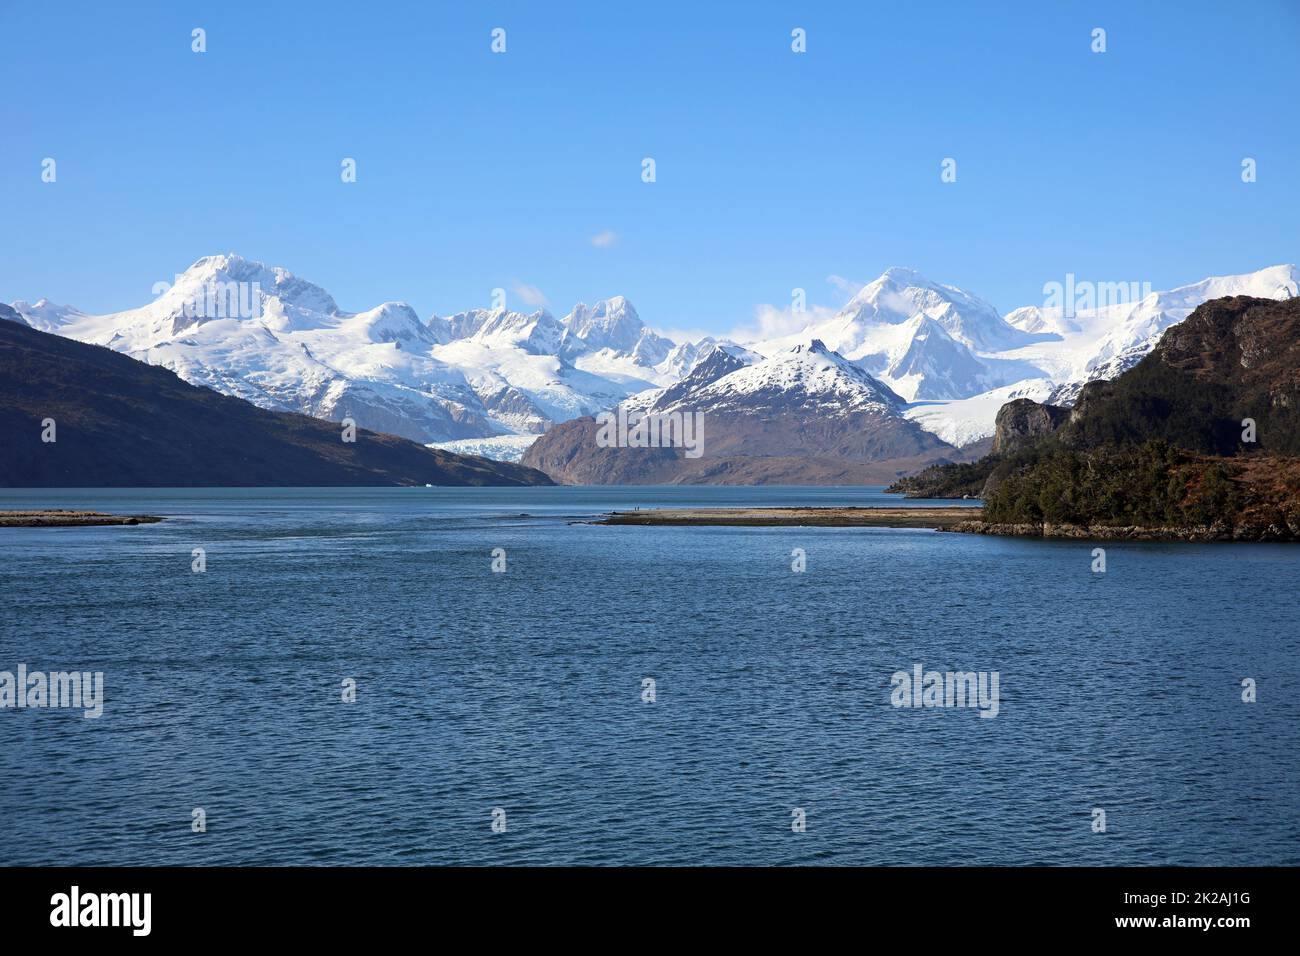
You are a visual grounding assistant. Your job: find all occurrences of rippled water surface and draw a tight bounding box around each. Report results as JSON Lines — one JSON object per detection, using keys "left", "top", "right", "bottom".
{"left": 1, "top": 486, "right": 1297, "bottom": 865}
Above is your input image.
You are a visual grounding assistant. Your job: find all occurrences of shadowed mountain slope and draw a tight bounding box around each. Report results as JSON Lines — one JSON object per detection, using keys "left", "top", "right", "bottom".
{"left": 0, "top": 315, "right": 552, "bottom": 487}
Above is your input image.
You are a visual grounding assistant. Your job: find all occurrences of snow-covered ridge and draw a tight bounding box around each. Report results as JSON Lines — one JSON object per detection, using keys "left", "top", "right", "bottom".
{"left": 753, "top": 266, "right": 1047, "bottom": 402}
{"left": 746, "top": 263, "right": 1299, "bottom": 445}
{"left": 10, "top": 254, "right": 687, "bottom": 448}
{"left": 10, "top": 255, "right": 1296, "bottom": 458}
{"left": 667, "top": 339, "right": 902, "bottom": 415}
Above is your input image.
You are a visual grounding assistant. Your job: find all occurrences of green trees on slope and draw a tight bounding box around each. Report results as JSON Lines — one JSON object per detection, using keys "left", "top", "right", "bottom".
{"left": 982, "top": 440, "right": 1242, "bottom": 527}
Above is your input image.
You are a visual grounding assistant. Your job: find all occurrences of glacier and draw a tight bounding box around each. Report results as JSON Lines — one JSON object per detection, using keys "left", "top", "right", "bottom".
{"left": 9, "top": 254, "right": 1297, "bottom": 459}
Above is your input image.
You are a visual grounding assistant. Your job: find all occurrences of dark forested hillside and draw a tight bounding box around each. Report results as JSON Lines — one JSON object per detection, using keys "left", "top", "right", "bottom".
{"left": 0, "top": 318, "right": 552, "bottom": 487}
{"left": 892, "top": 296, "right": 1300, "bottom": 536}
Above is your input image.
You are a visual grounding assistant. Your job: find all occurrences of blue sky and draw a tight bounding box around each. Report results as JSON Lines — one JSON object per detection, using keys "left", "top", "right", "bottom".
{"left": 2, "top": 0, "right": 1297, "bottom": 337}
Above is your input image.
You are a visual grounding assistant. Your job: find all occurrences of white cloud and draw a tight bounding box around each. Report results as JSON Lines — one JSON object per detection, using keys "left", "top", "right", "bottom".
{"left": 657, "top": 325, "right": 714, "bottom": 345}
{"left": 640, "top": 273, "right": 863, "bottom": 350}
{"left": 826, "top": 274, "right": 865, "bottom": 300}
{"left": 589, "top": 230, "right": 618, "bottom": 248}
{"left": 726, "top": 302, "right": 833, "bottom": 345}
{"left": 718, "top": 274, "right": 861, "bottom": 345}
{"left": 510, "top": 281, "right": 549, "bottom": 308}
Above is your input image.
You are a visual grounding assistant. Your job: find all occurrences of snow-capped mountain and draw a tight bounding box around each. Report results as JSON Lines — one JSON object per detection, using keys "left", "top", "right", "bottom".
{"left": 451, "top": 307, "right": 566, "bottom": 355}
{"left": 11, "top": 255, "right": 681, "bottom": 444}
{"left": 11, "top": 255, "right": 1296, "bottom": 465}
{"left": 657, "top": 339, "right": 903, "bottom": 417}
{"left": 13, "top": 256, "right": 496, "bottom": 443}
{"left": 747, "top": 263, "right": 1299, "bottom": 445}
{"left": 9, "top": 298, "right": 83, "bottom": 333}
{"left": 561, "top": 296, "right": 673, "bottom": 362}
{"left": 834, "top": 266, "right": 1039, "bottom": 353}
{"left": 995, "top": 264, "right": 1299, "bottom": 388}
{"left": 432, "top": 329, "right": 640, "bottom": 435}
{"left": 424, "top": 296, "right": 681, "bottom": 435}
{"left": 882, "top": 315, "right": 998, "bottom": 401}
{"left": 550, "top": 296, "right": 684, "bottom": 394}
{"left": 649, "top": 336, "right": 760, "bottom": 381}
{"left": 754, "top": 266, "right": 1044, "bottom": 401}
{"left": 522, "top": 337, "right": 955, "bottom": 479}
{"left": 935, "top": 263, "right": 1300, "bottom": 436}
{"left": 625, "top": 341, "right": 763, "bottom": 413}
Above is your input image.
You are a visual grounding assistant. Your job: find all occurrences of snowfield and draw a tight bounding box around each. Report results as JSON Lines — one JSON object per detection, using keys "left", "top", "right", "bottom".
{"left": 9, "top": 255, "right": 1296, "bottom": 456}
{"left": 747, "top": 263, "right": 1298, "bottom": 447}
{"left": 428, "top": 435, "right": 539, "bottom": 463}
{"left": 9, "top": 256, "right": 681, "bottom": 445}
{"left": 903, "top": 379, "right": 1055, "bottom": 447}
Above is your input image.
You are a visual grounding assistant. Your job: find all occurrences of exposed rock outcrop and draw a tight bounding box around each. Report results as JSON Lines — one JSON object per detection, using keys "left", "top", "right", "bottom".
{"left": 521, "top": 340, "right": 962, "bottom": 484}
{"left": 991, "top": 398, "right": 1070, "bottom": 455}
{"left": 519, "top": 415, "right": 972, "bottom": 485}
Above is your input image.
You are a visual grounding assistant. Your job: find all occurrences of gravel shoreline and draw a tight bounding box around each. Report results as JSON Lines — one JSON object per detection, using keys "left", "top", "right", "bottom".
{"left": 596, "top": 508, "right": 1296, "bottom": 541}
{"left": 0, "top": 510, "right": 164, "bottom": 527}
{"left": 597, "top": 507, "right": 981, "bottom": 528}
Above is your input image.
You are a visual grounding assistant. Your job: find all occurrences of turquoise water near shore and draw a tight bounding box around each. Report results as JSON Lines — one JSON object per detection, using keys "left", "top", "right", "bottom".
{"left": 1, "top": 486, "right": 1297, "bottom": 865}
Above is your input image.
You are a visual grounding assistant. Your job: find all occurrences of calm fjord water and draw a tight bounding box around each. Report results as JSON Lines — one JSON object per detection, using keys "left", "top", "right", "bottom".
{"left": 1, "top": 486, "right": 1297, "bottom": 866}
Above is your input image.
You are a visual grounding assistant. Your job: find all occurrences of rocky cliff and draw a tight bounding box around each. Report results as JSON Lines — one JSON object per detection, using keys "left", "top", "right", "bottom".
{"left": 892, "top": 296, "right": 1300, "bottom": 520}
{"left": 991, "top": 398, "right": 1070, "bottom": 455}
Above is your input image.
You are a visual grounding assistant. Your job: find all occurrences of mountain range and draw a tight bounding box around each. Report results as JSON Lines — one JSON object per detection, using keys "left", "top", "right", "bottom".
{"left": 9, "top": 256, "right": 684, "bottom": 448}
{"left": 894, "top": 295, "right": 1300, "bottom": 540}
{"left": 522, "top": 339, "right": 961, "bottom": 484}
{"left": 0, "top": 307, "right": 550, "bottom": 488}
{"left": 8, "top": 256, "right": 1297, "bottom": 482}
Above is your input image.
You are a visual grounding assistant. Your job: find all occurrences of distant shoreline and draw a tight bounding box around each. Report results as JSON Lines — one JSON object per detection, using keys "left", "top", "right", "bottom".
{"left": 0, "top": 510, "right": 164, "bottom": 527}
{"left": 949, "top": 520, "right": 1300, "bottom": 542}
{"left": 596, "top": 507, "right": 981, "bottom": 529}
{"left": 596, "top": 506, "right": 1298, "bottom": 541}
